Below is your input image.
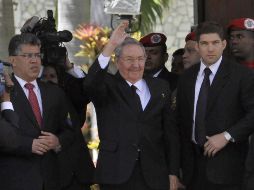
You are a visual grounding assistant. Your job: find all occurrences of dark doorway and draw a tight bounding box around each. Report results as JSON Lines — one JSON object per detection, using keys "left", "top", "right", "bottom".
{"left": 196, "top": 0, "right": 254, "bottom": 27}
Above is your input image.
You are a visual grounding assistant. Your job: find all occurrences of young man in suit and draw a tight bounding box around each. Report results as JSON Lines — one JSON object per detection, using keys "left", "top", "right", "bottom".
{"left": 176, "top": 21, "right": 254, "bottom": 190}
{"left": 0, "top": 33, "right": 75, "bottom": 190}
{"left": 139, "top": 33, "right": 178, "bottom": 92}
{"left": 83, "top": 21, "right": 183, "bottom": 190}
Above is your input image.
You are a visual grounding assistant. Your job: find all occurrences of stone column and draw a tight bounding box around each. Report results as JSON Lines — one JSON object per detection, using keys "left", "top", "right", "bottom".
{"left": 0, "top": 0, "right": 15, "bottom": 60}
{"left": 58, "top": 0, "right": 91, "bottom": 65}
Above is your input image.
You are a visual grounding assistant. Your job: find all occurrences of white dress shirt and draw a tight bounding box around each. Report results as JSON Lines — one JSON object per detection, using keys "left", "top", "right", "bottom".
{"left": 98, "top": 54, "right": 151, "bottom": 110}
{"left": 192, "top": 56, "right": 222, "bottom": 143}
{"left": 1, "top": 76, "right": 43, "bottom": 114}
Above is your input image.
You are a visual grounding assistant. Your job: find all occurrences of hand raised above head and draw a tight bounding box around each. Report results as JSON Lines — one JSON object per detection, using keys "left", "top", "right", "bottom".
{"left": 102, "top": 20, "right": 129, "bottom": 57}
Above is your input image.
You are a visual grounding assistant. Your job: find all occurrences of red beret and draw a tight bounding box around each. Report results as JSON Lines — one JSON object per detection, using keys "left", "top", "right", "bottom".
{"left": 227, "top": 18, "right": 254, "bottom": 32}
{"left": 185, "top": 32, "right": 196, "bottom": 42}
{"left": 139, "top": 33, "right": 167, "bottom": 47}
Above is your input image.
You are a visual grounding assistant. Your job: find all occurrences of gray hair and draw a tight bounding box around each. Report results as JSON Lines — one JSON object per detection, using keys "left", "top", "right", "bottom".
{"left": 114, "top": 37, "right": 146, "bottom": 58}
{"left": 8, "top": 33, "right": 41, "bottom": 56}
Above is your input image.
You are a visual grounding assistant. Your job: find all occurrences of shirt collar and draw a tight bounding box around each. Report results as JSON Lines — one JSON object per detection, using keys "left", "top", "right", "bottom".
{"left": 14, "top": 75, "right": 39, "bottom": 90}
{"left": 153, "top": 69, "right": 162, "bottom": 77}
{"left": 199, "top": 56, "right": 222, "bottom": 76}
{"left": 126, "top": 79, "right": 144, "bottom": 92}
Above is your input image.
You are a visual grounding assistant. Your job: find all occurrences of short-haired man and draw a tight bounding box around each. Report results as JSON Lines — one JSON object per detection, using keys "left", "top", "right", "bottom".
{"left": 176, "top": 21, "right": 254, "bottom": 190}
{"left": 83, "top": 21, "right": 182, "bottom": 190}
{"left": 140, "top": 33, "right": 178, "bottom": 91}
{"left": 0, "top": 33, "right": 74, "bottom": 190}
{"left": 182, "top": 31, "right": 200, "bottom": 70}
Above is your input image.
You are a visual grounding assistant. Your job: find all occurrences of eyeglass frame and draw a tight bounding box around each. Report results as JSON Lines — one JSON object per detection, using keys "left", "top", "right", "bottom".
{"left": 14, "top": 52, "right": 43, "bottom": 60}
{"left": 119, "top": 56, "right": 147, "bottom": 64}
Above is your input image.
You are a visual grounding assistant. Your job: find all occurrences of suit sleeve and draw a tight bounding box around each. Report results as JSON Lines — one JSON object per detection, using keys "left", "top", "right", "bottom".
{"left": 54, "top": 88, "right": 76, "bottom": 150}
{"left": 227, "top": 69, "right": 254, "bottom": 141}
{"left": 162, "top": 84, "right": 180, "bottom": 176}
{"left": 0, "top": 111, "right": 33, "bottom": 155}
{"left": 83, "top": 58, "right": 109, "bottom": 106}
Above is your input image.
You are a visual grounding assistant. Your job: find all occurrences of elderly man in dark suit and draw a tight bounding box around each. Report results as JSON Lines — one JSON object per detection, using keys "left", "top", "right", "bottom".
{"left": 83, "top": 21, "right": 182, "bottom": 190}
{"left": 0, "top": 33, "right": 75, "bottom": 190}
{"left": 176, "top": 21, "right": 254, "bottom": 190}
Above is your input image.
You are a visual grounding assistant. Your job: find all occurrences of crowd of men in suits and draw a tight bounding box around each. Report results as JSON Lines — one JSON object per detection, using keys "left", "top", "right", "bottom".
{"left": 1, "top": 17, "right": 254, "bottom": 190}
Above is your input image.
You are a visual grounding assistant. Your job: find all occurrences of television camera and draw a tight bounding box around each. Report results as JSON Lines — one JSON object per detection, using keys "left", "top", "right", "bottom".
{"left": 21, "top": 10, "right": 73, "bottom": 66}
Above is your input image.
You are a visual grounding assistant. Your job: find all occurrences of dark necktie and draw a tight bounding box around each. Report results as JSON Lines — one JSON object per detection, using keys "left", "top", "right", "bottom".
{"left": 195, "top": 68, "right": 212, "bottom": 146}
{"left": 131, "top": 85, "right": 143, "bottom": 112}
{"left": 25, "top": 83, "right": 42, "bottom": 127}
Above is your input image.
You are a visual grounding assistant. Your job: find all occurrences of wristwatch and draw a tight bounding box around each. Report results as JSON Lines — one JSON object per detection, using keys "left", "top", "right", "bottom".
{"left": 223, "top": 131, "right": 235, "bottom": 142}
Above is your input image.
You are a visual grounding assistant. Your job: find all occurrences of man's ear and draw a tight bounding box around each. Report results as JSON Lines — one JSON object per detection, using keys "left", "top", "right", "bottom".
{"left": 222, "top": 39, "right": 227, "bottom": 50}
{"left": 8, "top": 56, "right": 16, "bottom": 67}
{"left": 163, "top": 53, "right": 169, "bottom": 63}
{"left": 195, "top": 42, "right": 199, "bottom": 52}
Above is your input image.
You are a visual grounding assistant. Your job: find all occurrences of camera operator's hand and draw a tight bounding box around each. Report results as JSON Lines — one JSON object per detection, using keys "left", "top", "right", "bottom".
{"left": 63, "top": 56, "right": 86, "bottom": 78}
{"left": 0, "top": 72, "right": 14, "bottom": 102}
{"left": 64, "top": 57, "right": 74, "bottom": 71}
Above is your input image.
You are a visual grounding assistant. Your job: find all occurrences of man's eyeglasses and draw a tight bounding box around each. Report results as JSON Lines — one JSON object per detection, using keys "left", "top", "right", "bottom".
{"left": 120, "top": 56, "right": 146, "bottom": 64}
{"left": 16, "top": 53, "right": 43, "bottom": 59}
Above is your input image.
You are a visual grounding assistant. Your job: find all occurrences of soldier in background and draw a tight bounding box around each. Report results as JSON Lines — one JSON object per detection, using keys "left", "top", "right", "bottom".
{"left": 182, "top": 31, "right": 200, "bottom": 70}
{"left": 140, "top": 33, "right": 178, "bottom": 92}
{"left": 227, "top": 17, "right": 254, "bottom": 190}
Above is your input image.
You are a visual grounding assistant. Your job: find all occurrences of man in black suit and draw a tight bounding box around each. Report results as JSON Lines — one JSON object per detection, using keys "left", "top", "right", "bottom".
{"left": 176, "top": 21, "right": 254, "bottom": 190}
{"left": 41, "top": 65, "right": 95, "bottom": 190}
{"left": 139, "top": 33, "right": 178, "bottom": 91}
{"left": 227, "top": 17, "right": 254, "bottom": 190}
{"left": 0, "top": 33, "right": 74, "bottom": 190}
{"left": 83, "top": 21, "right": 182, "bottom": 190}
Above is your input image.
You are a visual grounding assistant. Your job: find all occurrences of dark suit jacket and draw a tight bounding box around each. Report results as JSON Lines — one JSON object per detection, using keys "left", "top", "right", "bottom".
{"left": 245, "top": 135, "right": 254, "bottom": 189}
{"left": 57, "top": 96, "right": 95, "bottom": 188}
{"left": 83, "top": 59, "right": 178, "bottom": 189}
{"left": 0, "top": 77, "right": 74, "bottom": 190}
{"left": 157, "top": 66, "right": 178, "bottom": 92}
{"left": 0, "top": 110, "right": 20, "bottom": 150}
{"left": 176, "top": 58, "right": 254, "bottom": 186}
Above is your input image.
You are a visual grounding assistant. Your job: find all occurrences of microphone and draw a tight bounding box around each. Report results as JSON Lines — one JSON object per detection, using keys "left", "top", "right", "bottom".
{"left": 0, "top": 60, "right": 12, "bottom": 67}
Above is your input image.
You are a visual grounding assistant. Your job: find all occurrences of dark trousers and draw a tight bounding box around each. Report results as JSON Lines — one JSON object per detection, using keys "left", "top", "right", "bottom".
{"left": 100, "top": 161, "right": 167, "bottom": 190}
{"left": 187, "top": 145, "right": 241, "bottom": 190}
{"left": 243, "top": 171, "right": 254, "bottom": 190}
{"left": 61, "top": 177, "right": 91, "bottom": 190}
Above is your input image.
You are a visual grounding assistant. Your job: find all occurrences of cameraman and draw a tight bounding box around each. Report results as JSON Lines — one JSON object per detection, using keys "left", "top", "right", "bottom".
{"left": 40, "top": 56, "right": 87, "bottom": 123}
{"left": 41, "top": 61, "right": 94, "bottom": 190}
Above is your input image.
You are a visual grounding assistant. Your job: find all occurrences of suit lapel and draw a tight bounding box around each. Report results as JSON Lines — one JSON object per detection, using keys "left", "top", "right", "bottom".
{"left": 207, "top": 59, "right": 230, "bottom": 113}
{"left": 115, "top": 72, "right": 139, "bottom": 114}
{"left": 142, "top": 77, "right": 155, "bottom": 114}
{"left": 11, "top": 77, "right": 39, "bottom": 128}
{"left": 186, "top": 65, "right": 200, "bottom": 116}
{"left": 37, "top": 80, "right": 50, "bottom": 129}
